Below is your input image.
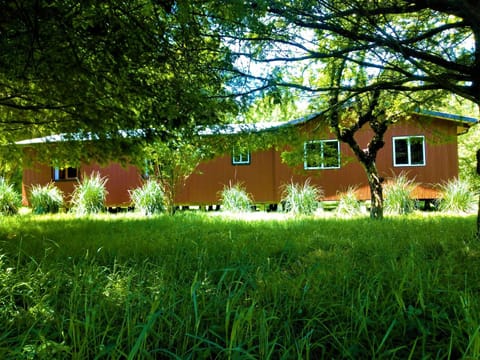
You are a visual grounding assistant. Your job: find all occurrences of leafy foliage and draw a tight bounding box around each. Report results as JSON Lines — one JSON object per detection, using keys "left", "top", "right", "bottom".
{"left": 138, "top": 137, "right": 206, "bottom": 215}
{"left": 0, "top": 177, "right": 22, "bottom": 215}
{"left": 220, "top": 183, "right": 253, "bottom": 212}
{"left": 71, "top": 172, "right": 108, "bottom": 215}
{"left": 384, "top": 173, "right": 416, "bottom": 215}
{"left": 1, "top": 1, "right": 235, "bottom": 164}
{"left": 459, "top": 123, "right": 480, "bottom": 191}
{"left": 209, "top": 0, "right": 480, "bottom": 104}
{"left": 129, "top": 180, "right": 166, "bottom": 215}
{"left": 29, "top": 183, "right": 64, "bottom": 214}
{"left": 437, "top": 178, "right": 477, "bottom": 213}
{"left": 281, "top": 180, "right": 323, "bottom": 215}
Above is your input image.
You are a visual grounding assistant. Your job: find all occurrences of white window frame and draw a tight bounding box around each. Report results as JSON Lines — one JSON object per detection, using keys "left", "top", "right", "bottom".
{"left": 232, "top": 148, "right": 251, "bottom": 165}
{"left": 53, "top": 167, "right": 78, "bottom": 181}
{"left": 304, "top": 140, "right": 341, "bottom": 170}
{"left": 392, "top": 136, "right": 426, "bottom": 167}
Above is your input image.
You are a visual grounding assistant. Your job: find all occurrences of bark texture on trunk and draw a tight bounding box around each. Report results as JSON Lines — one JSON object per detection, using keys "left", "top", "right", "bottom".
{"left": 365, "top": 162, "right": 384, "bottom": 220}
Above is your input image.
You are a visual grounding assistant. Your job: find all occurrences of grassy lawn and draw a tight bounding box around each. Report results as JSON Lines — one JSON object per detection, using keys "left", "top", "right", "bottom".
{"left": 0, "top": 212, "right": 479, "bottom": 359}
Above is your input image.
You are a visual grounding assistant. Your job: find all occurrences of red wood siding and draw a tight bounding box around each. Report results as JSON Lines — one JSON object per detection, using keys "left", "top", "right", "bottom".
{"left": 21, "top": 115, "right": 461, "bottom": 207}
{"left": 22, "top": 149, "right": 142, "bottom": 207}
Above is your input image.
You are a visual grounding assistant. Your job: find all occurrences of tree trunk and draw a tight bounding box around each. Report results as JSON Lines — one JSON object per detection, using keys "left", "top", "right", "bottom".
{"left": 365, "top": 162, "right": 384, "bottom": 220}
{"left": 477, "top": 149, "right": 480, "bottom": 239}
{"left": 477, "top": 194, "right": 480, "bottom": 240}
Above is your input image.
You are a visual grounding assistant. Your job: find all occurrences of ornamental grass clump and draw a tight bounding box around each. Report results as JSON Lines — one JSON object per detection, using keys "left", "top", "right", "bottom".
{"left": 336, "top": 187, "right": 363, "bottom": 216}
{"left": 437, "top": 178, "right": 477, "bottom": 213}
{"left": 220, "top": 183, "right": 253, "bottom": 212}
{"left": 71, "top": 172, "right": 108, "bottom": 215}
{"left": 384, "top": 173, "right": 416, "bottom": 215}
{"left": 0, "top": 177, "right": 21, "bottom": 215}
{"left": 281, "top": 180, "right": 322, "bottom": 215}
{"left": 29, "top": 183, "right": 64, "bottom": 214}
{"left": 129, "top": 179, "right": 166, "bottom": 215}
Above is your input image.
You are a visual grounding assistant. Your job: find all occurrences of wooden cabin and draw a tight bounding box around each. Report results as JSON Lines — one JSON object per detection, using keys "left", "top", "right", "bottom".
{"left": 18, "top": 110, "right": 477, "bottom": 209}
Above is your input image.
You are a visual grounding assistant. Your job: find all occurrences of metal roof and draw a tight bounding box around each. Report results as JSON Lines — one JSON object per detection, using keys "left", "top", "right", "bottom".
{"left": 15, "top": 110, "right": 476, "bottom": 145}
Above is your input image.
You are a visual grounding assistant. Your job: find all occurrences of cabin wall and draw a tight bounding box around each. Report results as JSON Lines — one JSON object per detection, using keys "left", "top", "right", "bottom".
{"left": 21, "top": 115, "right": 461, "bottom": 208}
{"left": 176, "top": 116, "right": 459, "bottom": 204}
{"left": 22, "top": 148, "right": 142, "bottom": 207}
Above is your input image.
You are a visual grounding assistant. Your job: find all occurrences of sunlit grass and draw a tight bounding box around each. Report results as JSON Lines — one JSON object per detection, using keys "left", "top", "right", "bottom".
{"left": 0, "top": 212, "right": 478, "bottom": 358}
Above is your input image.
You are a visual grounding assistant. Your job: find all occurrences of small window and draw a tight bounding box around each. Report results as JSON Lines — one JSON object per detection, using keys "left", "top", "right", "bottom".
{"left": 53, "top": 167, "right": 78, "bottom": 181}
{"left": 304, "top": 140, "right": 340, "bottom": 170}
{"left": 393, "top": 136, "right": 425, "bottom": 166}
{"left": 232, "top": 148, "right": 251, "bottom": 165}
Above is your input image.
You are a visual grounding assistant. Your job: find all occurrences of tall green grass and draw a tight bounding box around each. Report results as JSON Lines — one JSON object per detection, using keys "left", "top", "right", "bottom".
{"left": 0, "top": 177, "right": 22, "bottom": 215}
{"left": 220, "top": 183, "right": 253, "bottom": 212}
{"left": 281, "top": 180, "right": 323, "bottom": 215}
{"left": 384, "top": 173, "right": 416, "bottom": 215}
{"left": 336, "top": 187, "right": 363, "bottom": 216}
{"left": 71, "top": 172, "right": 108, "bottom": 215}
{"left": 129, "top": 179, "right": 166, "bottom": 215}
{"left": 29, "top": 182, "right": 64, "bottom": 214}
{"left": 0, "top": 213, "right": 478, "bottom": 359}
{"left": 437, "top": 178, "right": 477, "bottom": 213}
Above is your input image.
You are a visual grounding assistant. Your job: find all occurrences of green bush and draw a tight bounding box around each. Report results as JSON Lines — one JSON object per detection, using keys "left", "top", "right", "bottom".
{"left": 220, "top": 183, "right": 253, "bottom": 212}
{"left": 281, "top": 180, "right": 323, "bottom": 215}
{"left": 71, "top": 172, "right": 108, "bottom": 215}
{"left": 384, "top": 173, "right": 416, "bottom": 215}
{"left": 30, "top": 183, "right": 64, "bottom": 214}
{"left": 336, "top": 187, "right": 363, "bottom": 216}
{"left": 129, "top": 180, "right": 166, "bottom": 215}
{"left": 437, "top": 178, "right": 477, "bottom": 213}
{"left": 0, "top": 177, "right": 22, "bottom": 215}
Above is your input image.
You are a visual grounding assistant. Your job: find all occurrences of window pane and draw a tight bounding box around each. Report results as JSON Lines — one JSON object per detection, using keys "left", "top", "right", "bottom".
{"left": 394, "top": 139, "right": 408, "bottom": 165}
{"left": 67, "top": 167, "right": 78, "bottom": 179}
{"left": 305, "top": 142, "right": 322, "bottom": 168}
{"left": 410, "top": 137, "right": 424, "bottom": 165}
{"left": 232, "top": 148, "right": 250, "bottom": 164}
{"left": 323, "top": 141, "right": 339, "bottom": 168}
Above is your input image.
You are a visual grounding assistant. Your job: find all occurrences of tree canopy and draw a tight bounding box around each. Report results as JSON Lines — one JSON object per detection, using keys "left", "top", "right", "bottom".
{"left": 205, "top": 0, "right": 479, "bottom": 108}
{"left": 0, "top": 0, "right": 235, "bottom": 151}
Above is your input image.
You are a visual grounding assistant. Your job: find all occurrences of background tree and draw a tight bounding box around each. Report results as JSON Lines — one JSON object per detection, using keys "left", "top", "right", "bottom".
{"left": 1, "top": 0, "right": 235, "bottom": 156}
{"left": 203, "top": 0, "right": 479, "bottom": 219}
{"left": 137, "top": 135, "right": 206, "bottom": 215}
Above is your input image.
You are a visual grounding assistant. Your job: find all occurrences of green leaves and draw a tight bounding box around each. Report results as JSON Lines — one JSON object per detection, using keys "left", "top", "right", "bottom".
{"left": 2, "top": 0, "right": 236, "bottom": 163}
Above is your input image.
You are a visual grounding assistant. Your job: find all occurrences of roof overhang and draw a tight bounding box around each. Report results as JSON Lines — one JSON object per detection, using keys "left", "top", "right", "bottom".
{"left": 16, "top": 109, "right": 477, "bottom": 146}
{"left": 415, "top": 109, "right": 478, "bottom": 135}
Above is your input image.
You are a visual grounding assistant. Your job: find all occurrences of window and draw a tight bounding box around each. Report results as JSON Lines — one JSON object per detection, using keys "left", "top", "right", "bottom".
{"left": 304, "top": 140, "right": 340, "bottom": 170}
{"left": 232, "top": 148, "right": 251, "bottom": 165}
{"left": 393, "top": 136, "right": 425, "bottom": 166}
{"left": 53, "top": 167, "right": 78, "bottom": 181}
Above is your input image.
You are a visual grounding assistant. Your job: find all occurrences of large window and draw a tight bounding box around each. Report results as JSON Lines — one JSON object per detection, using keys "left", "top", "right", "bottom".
{"left": 53, "top": 167, "right": 78, "bottom": 181}
{"left": 393, "top": 136, "right": 425, "bottom": 166}
{"left": 232, "top": 148, "right": 251, "bottom": 165}
{"left": 304, "top": 140, "right": 340, "bottom": 170}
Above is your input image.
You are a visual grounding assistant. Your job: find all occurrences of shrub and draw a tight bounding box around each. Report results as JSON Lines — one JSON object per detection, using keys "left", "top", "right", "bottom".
{"left": 281, "top": 180, "right": 323, "bottom": 215}
{"left": 437, "top": 178, "right": 477, "bottom": 213}
{"left": 220, "top": 183, "right": 253, "bottom": 212}
{"left": 336, "top": 187, "right": 363, "bottom": 216}
{"left": 384, "top": 173, "right": 416, "bottom": 215}
{"left": 0, "top": 177, "right": 22, "bottom": 215}
{"left": 30, "top": 183, "right": 64, "bottom": 214}
{"left": 71, "top": 172, "right": 108, "bottom": 215}
{"left": 130, "top": 180, "right": 166, "bottom": 215}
